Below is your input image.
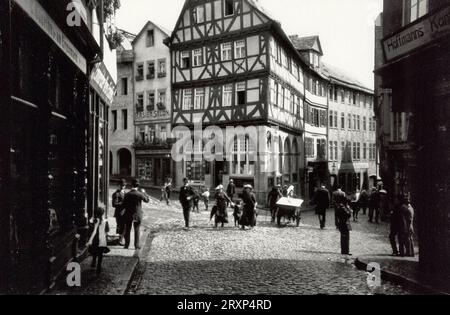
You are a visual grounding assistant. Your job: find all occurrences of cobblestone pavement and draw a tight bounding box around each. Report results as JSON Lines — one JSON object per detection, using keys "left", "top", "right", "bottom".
{"left": 127, "top": 198, "right": 420, "bottom": 295}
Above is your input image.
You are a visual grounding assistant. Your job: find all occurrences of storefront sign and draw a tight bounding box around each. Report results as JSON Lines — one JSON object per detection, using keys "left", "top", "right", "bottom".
{"left": 383, "top": 5, "right": 450, "bottom": 61}
{"left": 14, "top": 0, "right": 87, "bottom": 74}
{"left": 90, "top": 63, "right": 116, "bottom": 104}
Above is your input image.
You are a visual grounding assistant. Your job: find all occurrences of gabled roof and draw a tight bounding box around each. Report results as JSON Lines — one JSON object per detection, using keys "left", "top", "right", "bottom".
{"left": 132, "top": 20, "right": 171, "bottom": 46}
{"left": 322, "top": 62, "right": 373, "bottom": 93}
{"left": 289, "top": 35, "right": 323, "bottom": 55}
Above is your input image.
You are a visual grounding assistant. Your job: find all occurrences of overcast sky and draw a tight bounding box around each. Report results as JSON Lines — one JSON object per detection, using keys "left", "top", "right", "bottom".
{"left": 116, "top": 0, "right": 383, "bottom": 89}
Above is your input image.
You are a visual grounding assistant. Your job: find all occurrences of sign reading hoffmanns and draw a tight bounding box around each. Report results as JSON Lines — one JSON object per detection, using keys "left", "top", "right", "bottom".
{"left": 14, "top": 0, "right": 87, "bottom": 74}
{"left": 383, "top": 5, "right": 450, "bottom": 61}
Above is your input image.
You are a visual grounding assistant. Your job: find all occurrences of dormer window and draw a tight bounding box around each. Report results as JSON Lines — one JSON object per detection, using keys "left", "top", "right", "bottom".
{"left": 225, "top": 0, "right": 234, "bottom": 16}
{"left": 309, "top": 51, "right": 320, "bottom": 67}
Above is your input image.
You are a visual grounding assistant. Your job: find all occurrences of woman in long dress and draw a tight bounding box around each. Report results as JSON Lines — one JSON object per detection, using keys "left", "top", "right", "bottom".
{"left": 211, "top": 185, "right": 232, "bottom": 228}
{"left": 240, "top": 185, "right": 257, "bottom": 230}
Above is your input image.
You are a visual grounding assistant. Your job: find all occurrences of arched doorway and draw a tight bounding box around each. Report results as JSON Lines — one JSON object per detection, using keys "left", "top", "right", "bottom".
{"left": 118, "top": 148, "right": 132, "bottom": 177}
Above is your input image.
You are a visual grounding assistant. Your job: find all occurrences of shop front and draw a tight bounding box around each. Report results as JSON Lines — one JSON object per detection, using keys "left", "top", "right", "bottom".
{"left": 378, "top": 4, "right": 450, "bottom": 276}
{"left": 0, "top": 0, "right": 105, "bottom": 293}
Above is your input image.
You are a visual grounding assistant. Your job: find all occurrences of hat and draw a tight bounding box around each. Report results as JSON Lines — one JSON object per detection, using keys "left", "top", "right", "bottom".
{"left": 120, "top": 179, "right": 126, "bottom": 186}
{"left": 131, "top": 179, "right": 140, "bottom": 188}
{"left": 244, "top": 184, "right": 253, "bottom": 189}
{"left": 215, "top": 185, "right": 224, "bottom": 190}
{"left": 229, "top": 179, "right": 234, "bottom": 183}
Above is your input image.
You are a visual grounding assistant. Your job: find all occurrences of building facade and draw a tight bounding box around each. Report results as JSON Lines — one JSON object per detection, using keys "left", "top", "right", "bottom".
{"left": 290, "top": 36, "right": 329, "bottom": 199}
{"left": 110, "top": 45, "right": 135, "bottom": 179}
{"left": 132, "top": 21, "right": 173, "bottom": 188}
{"left": 375, "top": 0, "right": 450, "bottom": 278}
{"left": 323, "top": 64, "right": 377, "bottom": 194}
{"left": 167, "top": 0, "right": 308, "bottom": 203}
{"left": 0, "top": 0, "right": 115, "bottom": 293}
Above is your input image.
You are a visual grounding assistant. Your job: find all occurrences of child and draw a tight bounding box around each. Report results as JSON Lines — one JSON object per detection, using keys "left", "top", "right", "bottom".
{"left": 87, "top": 207, "right": 110, "bottom": 276}
{"left": 192, "top": 190, "right": 201, "bottom": 213}
{"left": 201, "top": 187, "right": 210, "bottom": 212}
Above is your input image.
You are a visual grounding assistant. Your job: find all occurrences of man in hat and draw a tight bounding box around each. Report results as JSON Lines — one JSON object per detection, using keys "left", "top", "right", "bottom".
{"left": 398, "top": 193, "right": 415, "bottom": 257}
{"left": 179, "top": 178, "right": 195, "bottom": 230}
{"left": 121, "top": 179, "right": 150, "bottom": 250}
{"left": 226, "top": 179, "right": 236, "bottom": 207}
{"left": 368, "top": 187, "right": 380, "bottom": 224}
{"left": 112, "top": 179, "right": 127, "bottom": 245}
{"left": 267, "top": 185, "right": 282, "bottom": 223}
{"left": 313, "top": 184, "right": 330, "bottom": 230}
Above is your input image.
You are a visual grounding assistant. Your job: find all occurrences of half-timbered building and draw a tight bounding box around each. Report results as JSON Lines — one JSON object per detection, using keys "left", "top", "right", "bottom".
{"left": 167, "top": 0, "right": 309, "bottom": 203}
{"left": 290, "top": 35, "right": 329, "bottom": 199}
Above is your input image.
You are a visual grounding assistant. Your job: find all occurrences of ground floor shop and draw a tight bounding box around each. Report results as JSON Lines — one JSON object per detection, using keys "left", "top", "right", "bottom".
{"left": 0, "top": 1, "right": 109, "bottom": 293}
{"left": 377, "top": 24, "right": 450, "bottom": 277}
{"left": 173, "top": 125, "right": 304, "bottom": 205}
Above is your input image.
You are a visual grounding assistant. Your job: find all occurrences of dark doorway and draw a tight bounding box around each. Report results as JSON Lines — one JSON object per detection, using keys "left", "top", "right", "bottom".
{"left": 118, "top": 148, "right": 131, "bottom": 176}
{"left": 214, "top": 161, "right": 225, "bottom": 187}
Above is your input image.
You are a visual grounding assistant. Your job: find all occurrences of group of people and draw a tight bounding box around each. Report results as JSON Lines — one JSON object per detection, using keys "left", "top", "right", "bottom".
{"left": 312, "top": 184, "right": 415, "bottom": 257}
{"left": 87, "top": 178, "right": 150, "bottom": 275}
{"left": 179, "top": 178, "right": 257, "bottom": 230}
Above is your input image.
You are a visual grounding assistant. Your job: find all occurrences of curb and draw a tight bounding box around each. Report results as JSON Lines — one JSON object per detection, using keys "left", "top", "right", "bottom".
{"left": 354, "top": 258, "right": 450, "bottom": 295}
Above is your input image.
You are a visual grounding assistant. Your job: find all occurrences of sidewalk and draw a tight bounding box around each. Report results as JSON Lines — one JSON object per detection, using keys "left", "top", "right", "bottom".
{"left": 47, "top": 219, "right": 150, "bottom": 295}
{"left": 355, "top": 255, "right": 450, "bottom": 295}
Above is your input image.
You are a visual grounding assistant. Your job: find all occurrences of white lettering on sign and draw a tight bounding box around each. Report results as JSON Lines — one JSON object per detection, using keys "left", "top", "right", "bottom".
{"left": 14, "top": 0, "right": 87, "bottom": 74}
{"left": 383, "top": 5, "right": 450, "bottom": 61}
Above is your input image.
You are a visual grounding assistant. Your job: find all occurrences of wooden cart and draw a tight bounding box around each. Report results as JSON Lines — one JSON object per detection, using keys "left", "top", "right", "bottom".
{"left": 275, "top": 197, "right": 304, "bottom": 227}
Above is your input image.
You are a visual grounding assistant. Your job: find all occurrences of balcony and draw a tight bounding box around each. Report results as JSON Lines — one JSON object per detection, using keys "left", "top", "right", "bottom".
{"left": 157, "top": 72, "right": 167, "bottom": 78}
{"left": 146, "top": 73, "right": 155, "bottom": 80}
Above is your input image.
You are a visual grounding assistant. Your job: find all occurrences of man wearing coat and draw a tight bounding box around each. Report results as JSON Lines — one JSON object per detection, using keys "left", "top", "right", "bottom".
{"left": 226, "top": 179, "right": 236, "bottom": 206}
{"left": 179, "top": 178, "right": 195, "bottom": 230}
{"left": 335, "top": 188, "right": 352, "bottom": 255}
{"left": 121, "top": 179, "right": 150, "bottom": 250}
{"left": 398, "top": 194, "right": 415, "bottom": 257}
{"left": 313, "top": 184, "right": 330, "bottom": 229}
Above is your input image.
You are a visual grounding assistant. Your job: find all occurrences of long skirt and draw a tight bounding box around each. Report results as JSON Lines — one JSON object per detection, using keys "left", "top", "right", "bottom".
{"left": 240, "top": 207, "right": 256, "bottom": 227}
{"left": 215, "top": 207, "right": 229, "bottom": 225}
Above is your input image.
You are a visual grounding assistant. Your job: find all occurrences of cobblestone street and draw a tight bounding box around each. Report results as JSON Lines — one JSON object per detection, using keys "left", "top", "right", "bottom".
{"left": 126, "top": 197, "right": 420, "bottom": 295}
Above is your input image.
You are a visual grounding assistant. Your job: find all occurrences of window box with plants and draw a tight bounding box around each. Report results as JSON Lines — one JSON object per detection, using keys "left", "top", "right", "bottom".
{"left": 158, "top": 72, "right": 167, "bottom": 78}
{"left": 156, "top": 102, "right": 166, "bottom": 111}
{"left": 147, "top": 73, "right": 155, "bottom": 80}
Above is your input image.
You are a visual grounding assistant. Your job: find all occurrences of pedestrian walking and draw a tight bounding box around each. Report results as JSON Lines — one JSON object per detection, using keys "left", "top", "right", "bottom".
{"left": 211, "top": 185, "right": 232, "bottom": 228}
{"left": 351, "top": 189, "right": 361, "bottom": 222}
{"left": 201, "top": 186, "right": 210, "bottom": 211}
{"left": 389, "top": 196, "right": 402, "bottom": 256}
{"left": 359, "top": 188, "right": 369, "bottom": 215}
{"left": 368, "top": 188, "right": 380, "bottom": 223}
{"left": 162, "top": 178, "right": 172, "bottom": 206}
{"left": 112, "top": 179, "right": 126, "bottom": 245}
{"left": 87, "top": 206, "right": 110, "bottom": 276}
{"left": 267, "top": 185, "right": 282, "bottom": 223}
{"left": 379, "top": 188, "right": 389, "bottom": 222}
{"left": 334, "top": 189, "right": 352, "bottom": 256}
{"left": 240, "top": 184, "right": 257, "bottom": 230}
{"left": 398, "top": 194, "right": 415, "bottom": 257}
{"left": 179, "top": 178, "right": 195, "bottom": 230}
{"left": 313, "top": 184, "right": 330, "bottom": 229}
{"left": 121, "top": 179, "right": 150, "bottom": 250}
{"left": 226, "top": 179, "right": 236, "bottom": 206}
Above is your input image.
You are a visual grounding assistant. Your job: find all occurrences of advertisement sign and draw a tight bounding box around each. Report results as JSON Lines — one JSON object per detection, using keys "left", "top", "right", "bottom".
{"left": 383, "top": 5, "right": 450, "bottom": 61}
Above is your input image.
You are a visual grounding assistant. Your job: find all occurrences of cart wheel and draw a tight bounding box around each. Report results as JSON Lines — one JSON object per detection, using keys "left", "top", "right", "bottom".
{"left": 277, "top": 215, "right": 282, "bottom": 227}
